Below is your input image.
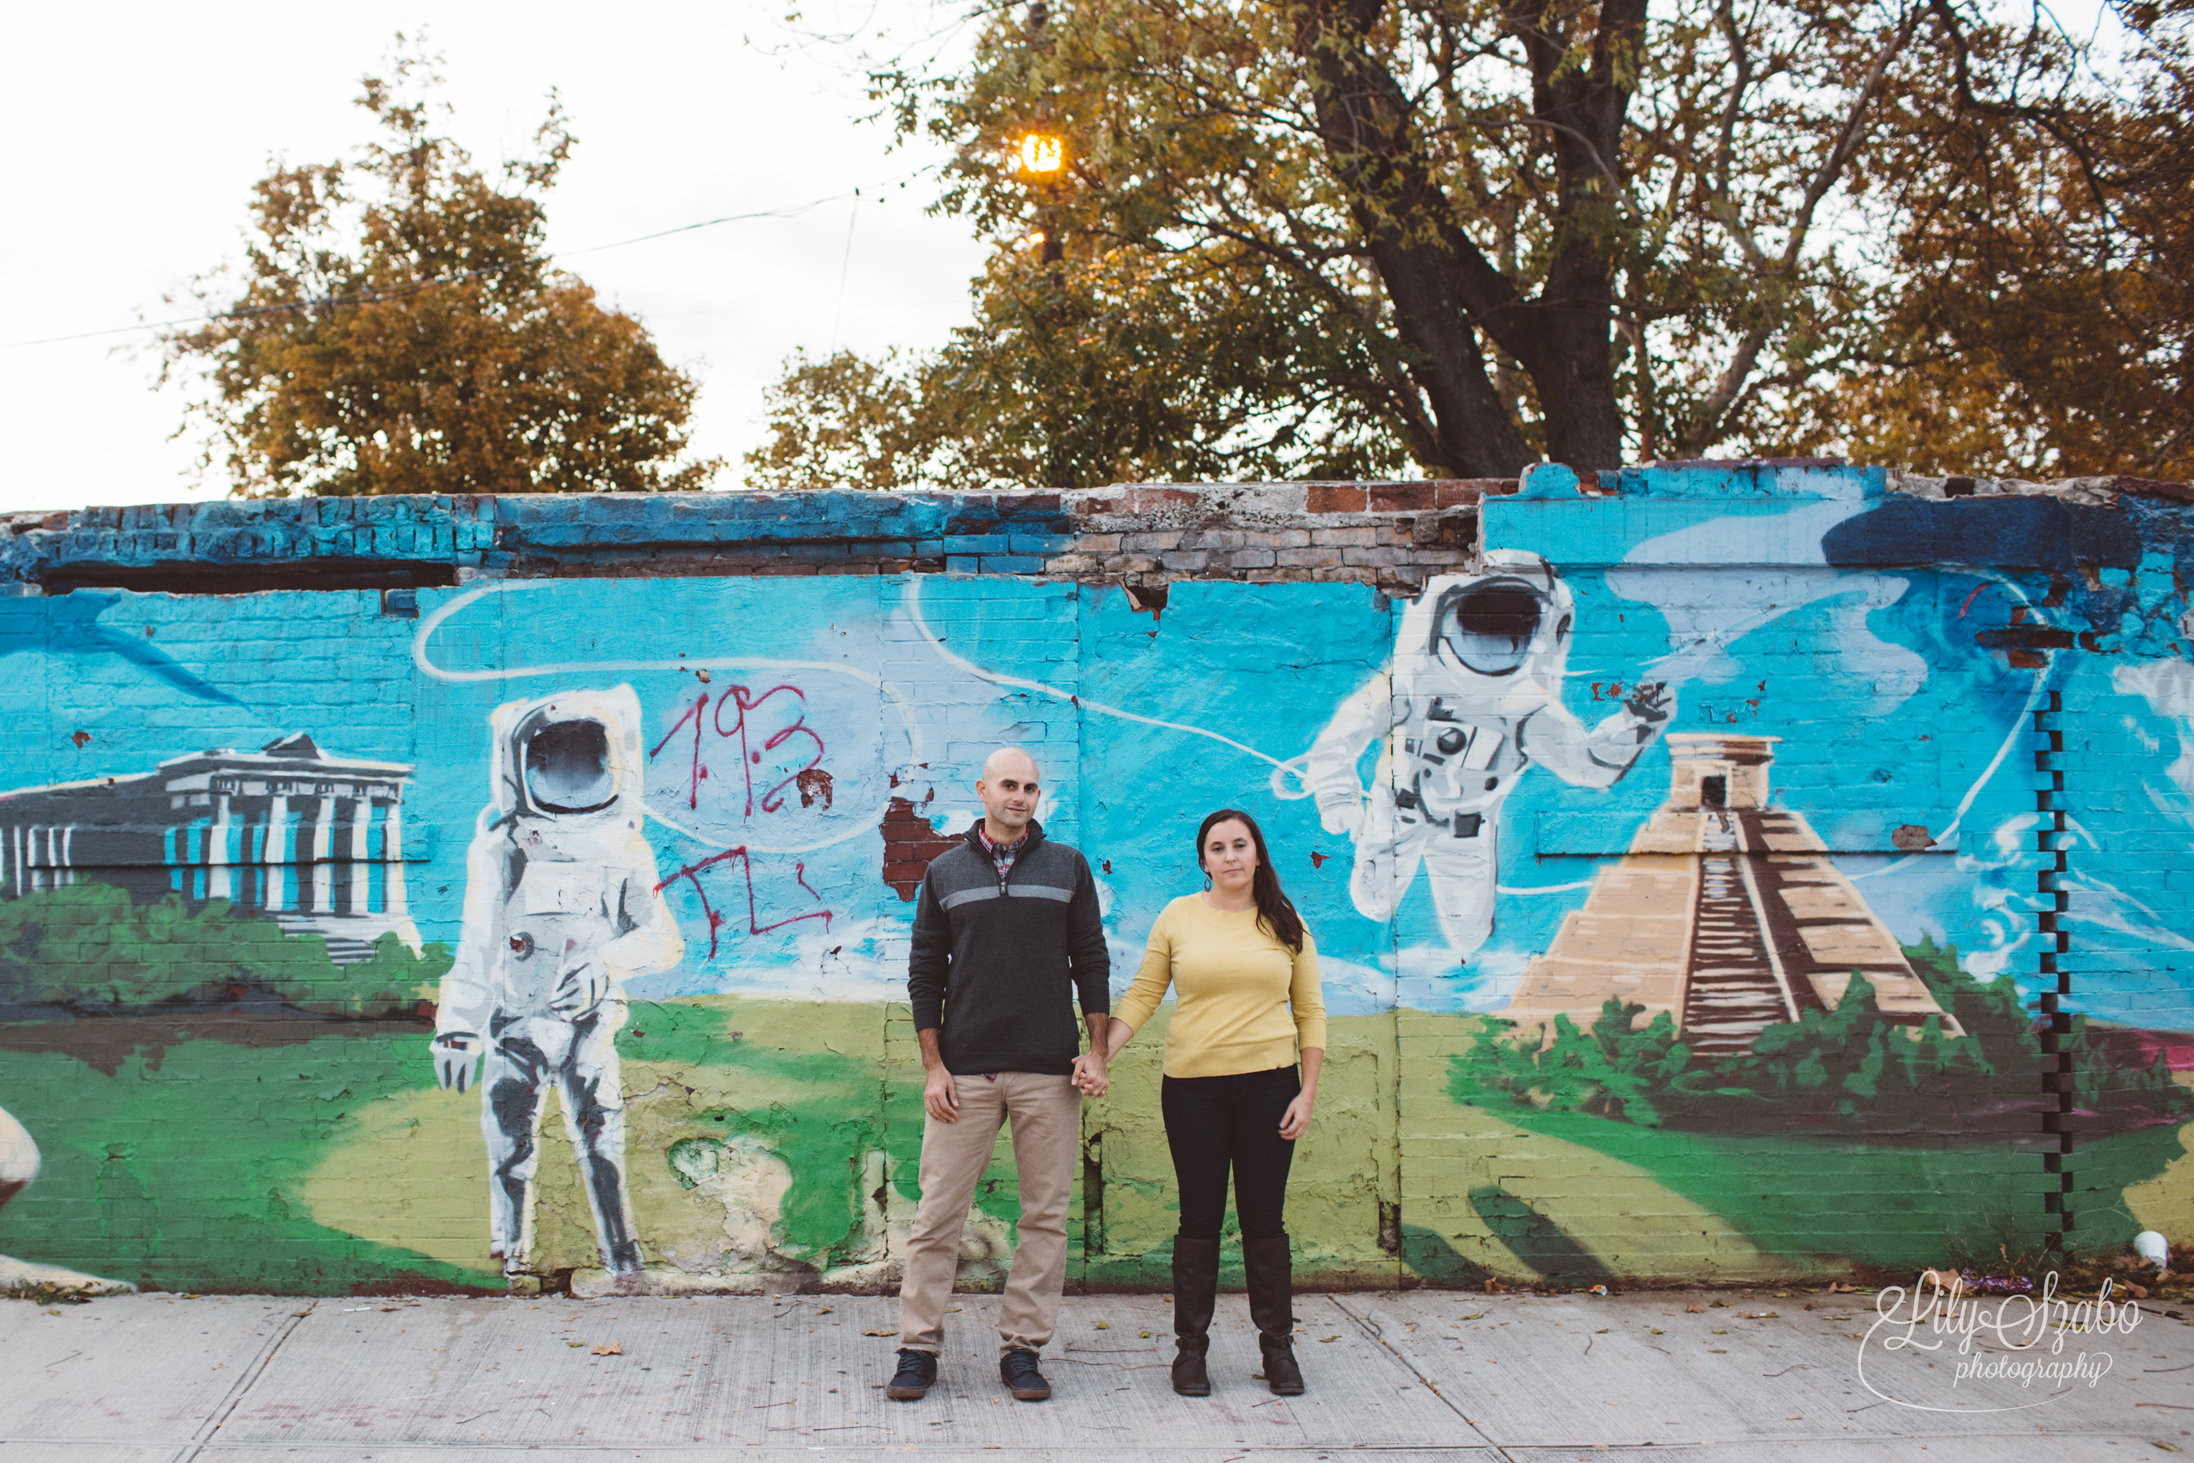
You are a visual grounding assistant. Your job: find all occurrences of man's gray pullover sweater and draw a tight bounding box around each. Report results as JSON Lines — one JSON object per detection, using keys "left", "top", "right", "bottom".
{"left": 906, "top": 820, "right": 1110, "bottom": 1076}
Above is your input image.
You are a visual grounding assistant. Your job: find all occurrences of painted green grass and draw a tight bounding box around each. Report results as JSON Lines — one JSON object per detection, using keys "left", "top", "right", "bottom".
{"left": 1470, "top": 1105, "right": 2181, "bottom": 1271}
{"left": 0, "top": 1020, "right": 500, "bottom": 1293}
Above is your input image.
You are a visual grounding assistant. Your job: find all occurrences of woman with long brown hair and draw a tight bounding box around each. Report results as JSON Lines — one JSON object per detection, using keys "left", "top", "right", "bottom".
{"left": 1094, "top": 808, "right": 1326, "bottom": 1398}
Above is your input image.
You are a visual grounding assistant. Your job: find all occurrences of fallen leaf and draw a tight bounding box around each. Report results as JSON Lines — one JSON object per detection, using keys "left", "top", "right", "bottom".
{"left": 1650, "top": 1329, "right": 1664, "bottom": 1335}
{"left": 1094, "top": 1321, "right": 1110, "bottom": 1330}
{"left": 1708, "top": 1348, "right": 1727, "bottom": 1354}
{"left": 1686, "top": 1304, "right": 1707, "bottom": 1314}
{"left": 1709, "top": 1300, "right": 1728, "bottom": 1309}
{"left": 1484, "top": 1278, "right": 1508, "bottom": 1294}
{"left": 1461, "top": 1312, "right": 1485, "bottom": 1321}
{"left": 1319, "top": 1335, "right": 1339, "bottom": 1342}
{"left": 1139, "top": 1331, "right": 1152, "bottom": 1339}
{"left": 817, "top": 1307, "right": 833, "bottom": 1314}
{"left": 1712, "top": 1329, "right": 1729, "bottom": 1335}
{"left": 2129, "top": 1284, "right": 2152, "bottom": 1299}
{"left": 1595, "top": 1328, "right": 1609, "bottom": 1334}
{"left": 1828, "top": 1281, "right": 1856, "bottom": 1293}
{"left": 566, "top": 1341, "right": 584, "bottom": 1348}
{"left": 862, "top": 1330, "right": 894, "bottom": 1337}
{"left": 592, "top": 1343, "right": 623, "bottom": 1356}
{"left": 1742, "top": 1312, "right": 1782, "bottom": 1320}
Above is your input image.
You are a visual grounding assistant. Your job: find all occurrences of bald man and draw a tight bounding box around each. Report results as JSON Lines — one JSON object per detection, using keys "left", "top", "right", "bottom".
{"left": 890, "top": 747, "right": 1111, "bottom": 1404}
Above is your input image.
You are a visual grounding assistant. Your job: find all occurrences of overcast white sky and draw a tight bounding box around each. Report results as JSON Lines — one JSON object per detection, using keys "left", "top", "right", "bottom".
{"left": 0, "top": 2, "right": 989, "bottom": 512}
{"left": 1, "top": 2, "right": 2135, "bottom": 515}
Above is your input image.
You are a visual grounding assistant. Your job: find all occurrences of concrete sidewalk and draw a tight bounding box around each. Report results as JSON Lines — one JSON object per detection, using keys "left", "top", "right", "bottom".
{"left": 3, "top": 1287, "right": 2189, "bottom": 1461}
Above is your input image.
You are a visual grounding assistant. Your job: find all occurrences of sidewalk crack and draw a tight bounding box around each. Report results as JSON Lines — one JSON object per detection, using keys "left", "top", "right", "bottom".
{"left": 1326, "top": 1293, "right": 1518, "bottom": 1461}
{"left": 170, "top": 1298, "right": 318, "bottom": 1463}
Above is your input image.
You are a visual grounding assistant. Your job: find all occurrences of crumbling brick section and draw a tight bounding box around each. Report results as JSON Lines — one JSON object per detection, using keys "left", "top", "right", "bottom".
{"left": 2034, "top": 691, "right": 2075, "bottom": 1248}
{"left": 881, "top": 796, "right": 961, "bottom": 900}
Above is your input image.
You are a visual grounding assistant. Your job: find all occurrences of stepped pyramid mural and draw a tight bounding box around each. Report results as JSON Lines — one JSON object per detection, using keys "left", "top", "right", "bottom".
{"left": 1505, "top": 735, "right": 1955, "bottom": 1054}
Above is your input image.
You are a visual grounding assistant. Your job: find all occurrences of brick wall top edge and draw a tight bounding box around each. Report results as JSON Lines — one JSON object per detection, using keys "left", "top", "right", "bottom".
{"left": 1, "top": 468, "right": 2185, "bottom": 585}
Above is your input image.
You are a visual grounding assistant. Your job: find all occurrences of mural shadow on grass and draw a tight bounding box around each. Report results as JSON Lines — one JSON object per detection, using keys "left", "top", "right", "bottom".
{"left": 1468, "top": 1185, "right": 1615, "bottom": 1287}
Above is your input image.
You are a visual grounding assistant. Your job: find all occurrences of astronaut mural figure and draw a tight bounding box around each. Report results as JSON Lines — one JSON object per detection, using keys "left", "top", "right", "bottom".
{"left": 430, "top": 686, "right": 684, "bottom": 1278}
{"left": 1305, "top": 551, "right": 1672, "bottom": 959}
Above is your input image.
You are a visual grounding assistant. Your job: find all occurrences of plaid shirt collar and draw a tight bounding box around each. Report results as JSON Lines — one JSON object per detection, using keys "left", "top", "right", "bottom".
{"left": 974, "top": 822, "right": 1028, "bottom": 891}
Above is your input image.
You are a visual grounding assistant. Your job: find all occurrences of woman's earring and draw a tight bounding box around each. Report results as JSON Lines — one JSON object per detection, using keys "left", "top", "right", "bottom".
{"left": 1203, "top": 871, "right": 1213, "bottom": 891}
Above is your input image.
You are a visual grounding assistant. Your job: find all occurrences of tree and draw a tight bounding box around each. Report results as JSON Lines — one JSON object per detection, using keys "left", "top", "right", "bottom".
{"left": 1783, "top": 0, "right": 2193, "bottom": 480}
{"left": 160, "top": 47, "right": 719, "bottom": 496}
{"left": 752, "top": 0, "right": 2173, "bottom": 490}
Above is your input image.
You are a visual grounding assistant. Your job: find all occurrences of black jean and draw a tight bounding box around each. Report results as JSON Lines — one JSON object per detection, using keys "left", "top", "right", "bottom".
{"left": 1161, "top": 1064, "right": 1301, "bottom": 1241}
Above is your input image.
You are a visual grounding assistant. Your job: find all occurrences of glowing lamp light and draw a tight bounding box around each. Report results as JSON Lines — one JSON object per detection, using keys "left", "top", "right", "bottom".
{"left": 1018, "top": 133, "right": 1066, "bottom": 175}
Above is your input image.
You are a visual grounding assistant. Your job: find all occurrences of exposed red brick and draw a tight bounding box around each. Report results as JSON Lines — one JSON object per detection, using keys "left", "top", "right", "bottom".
{"left": 1073, "top": 495, "right": 1127, "bottom": 516}
{"left": 1367, "top": 481, "right": 1436, "bottom": 511}
{"left": 1432, "top": 478, "right": 1518, "bottom": 507}
{"left": 1307, "top": 485, "right": 1369, "bottom": 513}
{"left": 879, "top": 795, "right": 962, "bottom": 900}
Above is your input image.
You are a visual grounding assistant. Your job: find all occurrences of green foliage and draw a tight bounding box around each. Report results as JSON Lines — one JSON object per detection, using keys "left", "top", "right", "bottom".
{"left": 0, "top": 883, "right": 449, "bottom": 1018}
{"left": 1448, "top": 999, "right": 1744, "bottom": 1128}
{"left": 758, "top": 0, "right": 2171, "bottom": 487}
{"left": 1770, "top": 3, "right": 2194, "bottom": 479}
{"left": 159, "top": 41, "right": 718, "bottom": 496}
{"left": 1450, "top": 937, "right": 2194, "bottom": 1140}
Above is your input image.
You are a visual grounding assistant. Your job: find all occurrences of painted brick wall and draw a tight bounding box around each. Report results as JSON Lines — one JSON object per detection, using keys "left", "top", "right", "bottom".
{"left": 1, "top": 460, "right": 2192, "bottom": 1297}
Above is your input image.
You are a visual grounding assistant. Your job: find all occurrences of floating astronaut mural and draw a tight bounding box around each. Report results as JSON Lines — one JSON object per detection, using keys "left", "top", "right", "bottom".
{"left": 1303, "top": 550, "right": 1671, "bottom": 958}
{"left": 430, "top": 686, "right": 683, "bottom": 1278}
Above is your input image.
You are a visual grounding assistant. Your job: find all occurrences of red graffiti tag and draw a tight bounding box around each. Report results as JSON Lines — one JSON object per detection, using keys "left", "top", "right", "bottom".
{"left": 656, "top": 846, "right": 832, "bottom": 960}
{"left": 648, "top": 685, "right": 828, "bottom": 816}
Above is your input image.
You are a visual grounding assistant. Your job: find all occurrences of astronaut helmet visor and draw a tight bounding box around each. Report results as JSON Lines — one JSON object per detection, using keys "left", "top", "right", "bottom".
{"left": 522, "top": 718, "right": 617, "bottom": 814}
{"left": 1433, "top": 580, "right": 1546, "bottom": 676}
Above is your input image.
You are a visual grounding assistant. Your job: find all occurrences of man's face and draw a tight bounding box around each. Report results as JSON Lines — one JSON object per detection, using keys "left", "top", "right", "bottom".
{"left": 976, "top": 753, "right": 1040, "bottom": 836}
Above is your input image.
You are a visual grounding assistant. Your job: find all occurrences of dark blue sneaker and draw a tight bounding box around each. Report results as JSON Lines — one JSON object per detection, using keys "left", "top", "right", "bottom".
{"left": 887, "top": 1348, "right": 937, "bottom": 1401}
{"left": 1000, "top": 1346, "right": 1051, "bottom": 1401}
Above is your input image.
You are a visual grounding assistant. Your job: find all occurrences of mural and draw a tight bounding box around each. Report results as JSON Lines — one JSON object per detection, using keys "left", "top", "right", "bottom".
{"left": 431, "top": 686, "right": 683, "bottom": 1281}
{"left": 1304, "top": 550, "right": 1670, "bottom": 959}
{"left": 0, "top": 466, "right": 2190, "bottom": 1294}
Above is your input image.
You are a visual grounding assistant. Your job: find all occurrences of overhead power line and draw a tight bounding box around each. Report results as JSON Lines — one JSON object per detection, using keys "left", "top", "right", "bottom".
{"left": 5, "top": 179, "right": 918, "bottom": 349}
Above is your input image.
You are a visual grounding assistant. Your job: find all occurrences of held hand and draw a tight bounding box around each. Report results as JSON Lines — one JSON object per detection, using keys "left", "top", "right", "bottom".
{"left": 1278, "top": 1092, "right": 1314, "bottom": 1141}
{"left": 923, "top": 1066, "right": 961, "bottom": 1123}
{"left": 432, "top": 1033, "right": 481, "bottom": 1093}
{"left": 1071, "top": 1052, "right": 1109, "bottom": 1098}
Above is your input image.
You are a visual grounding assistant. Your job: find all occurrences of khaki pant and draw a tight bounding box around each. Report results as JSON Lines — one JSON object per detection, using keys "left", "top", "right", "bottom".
{"left": 897, "top": 1071, "right": 1079, "bottom": 1355}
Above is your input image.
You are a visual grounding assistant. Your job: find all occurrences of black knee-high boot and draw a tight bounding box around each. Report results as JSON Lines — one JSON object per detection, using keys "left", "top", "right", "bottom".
{"left": 1170, "top": 1235, "right": 1220, "bottom": 1396}
{"left": 1242, "top": 1233, "right": 1303, "bottom": 1395}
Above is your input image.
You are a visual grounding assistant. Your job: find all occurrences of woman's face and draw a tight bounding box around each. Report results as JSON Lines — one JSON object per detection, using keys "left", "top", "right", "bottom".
{"left": 1202, "top": 820, "right": 1259, "bottom": 892}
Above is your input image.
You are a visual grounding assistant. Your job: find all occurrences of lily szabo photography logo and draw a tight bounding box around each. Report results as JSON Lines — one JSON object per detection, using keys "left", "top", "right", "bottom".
{"left": 1857, "top": 1268, "right": 2139, "bottom": 1412}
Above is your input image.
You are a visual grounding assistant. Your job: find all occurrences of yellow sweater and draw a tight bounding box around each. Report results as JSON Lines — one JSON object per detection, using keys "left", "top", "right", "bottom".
{"left": 1114, "top": 895, "right": 1327, "bottom": 1078}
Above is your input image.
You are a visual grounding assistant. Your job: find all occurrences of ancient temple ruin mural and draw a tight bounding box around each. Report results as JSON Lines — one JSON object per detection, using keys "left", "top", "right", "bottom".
{"left": 1505, "top": 735, "right": 1954, "bottom": 1054}
{"left": 0, "top": 732, "right": 421, "bottom": 962}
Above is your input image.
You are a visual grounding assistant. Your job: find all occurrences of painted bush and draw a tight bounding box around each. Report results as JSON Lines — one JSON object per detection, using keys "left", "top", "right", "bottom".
{"left": 0, "top": 463, "right": 2189, "bottom": 1294}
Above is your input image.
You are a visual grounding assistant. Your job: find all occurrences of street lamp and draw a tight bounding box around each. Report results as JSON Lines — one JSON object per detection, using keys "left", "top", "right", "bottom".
{"left": 1013, "top": 132, "right": 1068, "bottom": 266}
{"left": 1017, "top": 133, "right": 1066, "bottom": 177}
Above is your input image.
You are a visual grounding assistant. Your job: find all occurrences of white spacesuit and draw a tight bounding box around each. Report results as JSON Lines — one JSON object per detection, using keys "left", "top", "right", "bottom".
{"left": 1305, "top": 551, "right": 1671, "bottom": 958}
{"left": 431, "top": 686, "right": 684, "bottom": 1277}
